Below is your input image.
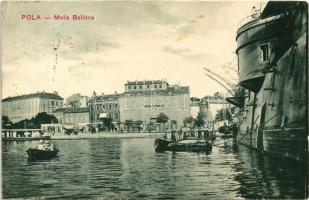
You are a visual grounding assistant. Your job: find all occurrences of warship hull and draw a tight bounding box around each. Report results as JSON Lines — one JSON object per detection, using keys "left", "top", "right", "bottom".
{"left": 233, "top": 2, "right": 307, "bottom": 162}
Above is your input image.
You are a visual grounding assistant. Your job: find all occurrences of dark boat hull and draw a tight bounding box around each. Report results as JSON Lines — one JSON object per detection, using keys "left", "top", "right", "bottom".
{"left": 221, "top": 134, "right": 233, "bottom": 139}
{"left": 26, "top": 148, "right": 59, "bottom": 161}
{"left": 166, "top": 142, "right": 212, "bottom": 153}
{"left": 154, "top": 138, "right": 212, "bottom": 153}
{"left": 154, "top": 138, "right": 171, "bottom": 152}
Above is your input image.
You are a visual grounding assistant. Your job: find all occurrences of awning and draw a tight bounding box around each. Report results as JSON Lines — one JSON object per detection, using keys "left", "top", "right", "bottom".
{"left": 99, "top": 113, "right": 107, "bottom": 118}
{"left": 63, "top": 124, "right": 74, "bottom": 129}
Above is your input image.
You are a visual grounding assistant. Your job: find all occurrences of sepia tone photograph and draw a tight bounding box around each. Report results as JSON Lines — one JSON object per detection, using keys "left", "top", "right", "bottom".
{"left": 1, "top": 0, "right": 308, "bottom": 199}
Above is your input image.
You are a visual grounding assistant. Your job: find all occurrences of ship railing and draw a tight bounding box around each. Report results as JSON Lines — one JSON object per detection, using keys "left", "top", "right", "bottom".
{"left": 237, "top": 11, "right": 262, "bottom": 28}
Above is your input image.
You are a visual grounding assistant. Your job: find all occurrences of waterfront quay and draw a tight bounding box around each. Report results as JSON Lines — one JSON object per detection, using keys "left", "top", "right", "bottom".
{"left": 50, "top": 132, "right": 166, "bottom": 140}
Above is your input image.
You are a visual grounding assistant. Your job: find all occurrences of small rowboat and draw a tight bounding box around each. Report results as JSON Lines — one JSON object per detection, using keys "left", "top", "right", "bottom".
{"left": 26, "top": 147, "right": 60, "bottom": 161}
{"left": 26, "top": 140, "right": 60, "bottom": 161}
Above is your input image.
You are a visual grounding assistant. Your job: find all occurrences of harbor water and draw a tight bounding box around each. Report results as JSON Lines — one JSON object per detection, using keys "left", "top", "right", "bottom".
{"left": 2, "top": 138, "right": 307, "bottom": 199}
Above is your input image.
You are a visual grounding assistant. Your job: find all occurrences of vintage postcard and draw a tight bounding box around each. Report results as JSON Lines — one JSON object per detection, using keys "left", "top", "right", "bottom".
{"left": 1, "top": 1, "right": 308, "bottom": 199}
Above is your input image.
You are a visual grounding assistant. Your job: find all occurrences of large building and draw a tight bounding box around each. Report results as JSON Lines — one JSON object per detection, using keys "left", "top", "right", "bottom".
{"left": 119, "top": 80, "right": 191, "bottom": 128}
{"left": 2, "top": 91, "right": 64, "bottom": 123}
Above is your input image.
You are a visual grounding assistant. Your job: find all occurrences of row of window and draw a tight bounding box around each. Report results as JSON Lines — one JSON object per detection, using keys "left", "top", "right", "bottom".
{"left": 4, "top": 100, "right": 63, "bottom": 108}
{"left": 128, "top": 84, "right": 163, "bottom": 90}
{"left": 63, "top": 117, "right": 89, "bottom": 123}
{"left": 42, "top": 101, "right": 63, "bottom": 106}
{"left": 6, "top": 108, "right": 39, "bottom": 115}
{"left": 95, "top": 103, "right": 118, "bottom": 110}
{"left": 4, "top": 100, "right": 38, "bottom": 107}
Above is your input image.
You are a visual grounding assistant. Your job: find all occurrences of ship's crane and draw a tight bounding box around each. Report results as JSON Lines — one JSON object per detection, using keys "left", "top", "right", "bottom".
{"left": 204, "top": 67, "right": 236, "bottom": 90}
{"left": 203, "top": 73, "right": 234, "bottom": 96}
{"left": 203, "top": 67, "right": 235, "bottom": 90}
{"left": 219, "top": 58, "right": 239, "bottom": 81}
{"left": 221, "top": 64, "right": 238, "bottom": 73}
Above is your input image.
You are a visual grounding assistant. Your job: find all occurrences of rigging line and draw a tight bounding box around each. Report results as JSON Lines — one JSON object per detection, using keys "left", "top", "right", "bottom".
{"left": 204, "top": 73, "right": 234, "bottom": 96}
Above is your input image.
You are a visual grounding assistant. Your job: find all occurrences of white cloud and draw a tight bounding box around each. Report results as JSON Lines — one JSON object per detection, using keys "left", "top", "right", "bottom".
{"left": 2, "top": 1, "right": 261, "bottom": 99}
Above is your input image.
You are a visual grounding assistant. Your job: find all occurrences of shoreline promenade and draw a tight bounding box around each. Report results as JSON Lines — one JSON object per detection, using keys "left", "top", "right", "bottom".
{"left": 50, "top": 132, "right": 166, "bottom": 140}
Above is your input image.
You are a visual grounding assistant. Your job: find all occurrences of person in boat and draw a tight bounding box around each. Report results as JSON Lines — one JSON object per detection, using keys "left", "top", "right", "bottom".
{"left": 231, "top": 122, "right": 238, "bottom": 139}
{"left": 171, "top": 131, "right": 176, "bottom": 143}
{"left": 36, "top": 140, "right": 54, "bottom": 151}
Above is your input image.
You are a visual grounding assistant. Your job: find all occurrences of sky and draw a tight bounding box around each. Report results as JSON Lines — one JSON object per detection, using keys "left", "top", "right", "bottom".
{"left": 1, "top": 1, "right": 265, "bottom": 99}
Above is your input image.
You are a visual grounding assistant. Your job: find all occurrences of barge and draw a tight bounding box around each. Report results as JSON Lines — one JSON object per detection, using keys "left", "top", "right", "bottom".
{"left": 154, "top": 138, "right": 212, "bottom": 153}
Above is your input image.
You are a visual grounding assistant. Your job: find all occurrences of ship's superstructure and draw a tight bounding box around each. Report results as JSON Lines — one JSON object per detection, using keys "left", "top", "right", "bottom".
{"left": 229, "top": 2, "right": 307, "bottom": 161}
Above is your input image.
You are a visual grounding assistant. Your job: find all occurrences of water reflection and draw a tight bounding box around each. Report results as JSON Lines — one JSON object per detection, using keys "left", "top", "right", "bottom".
{"left": 2, "top": 138, "right": 307, "bottom": 199}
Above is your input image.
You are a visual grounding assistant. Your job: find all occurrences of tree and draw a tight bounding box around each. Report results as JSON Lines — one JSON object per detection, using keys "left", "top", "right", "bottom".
{"left": 183, "top": 116, "right": 195, "bottom": 127}
{"left": 2, "top": 115, "right": 12, "bottom": 129}
{"left": 102, "top": 118, "right": 113, "bottom": 131}
{"left": 11, "top": 119, "right": 32, "bottom": 129}
{"left": 156, "top": 113, "right": 169, "bottom": 124}
{"left": 195, "top": 111, "right": 205, "bottom": 128}
{"left": 11, "top": 112, "right": 58, "bottom": 129}
{"left": 31, "top": 112, "right": 58, "bottom": 128}
{"left": 215, "top": 108, "right": 232, "bottom": 121}
{"left": 156, "top": 113, "right": 169, "bottom": 131}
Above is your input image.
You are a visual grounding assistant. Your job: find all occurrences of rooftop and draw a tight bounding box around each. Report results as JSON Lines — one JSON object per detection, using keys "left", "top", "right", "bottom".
{"left": 125, "top": 80, "right": 168, "bottom": 85}
{"left": 2, "top": 92, "right": 63, "bottom": 102}
{"left": 91, "top": 94, "right": 120, "bottom": 102}
{"left": 123, "top": 86, "right": 189, "bottom": 96}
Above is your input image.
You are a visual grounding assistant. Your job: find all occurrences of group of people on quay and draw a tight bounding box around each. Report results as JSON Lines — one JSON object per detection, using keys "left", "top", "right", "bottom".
{"left": 169, "top": 129, "right": 214, "bottom": 143}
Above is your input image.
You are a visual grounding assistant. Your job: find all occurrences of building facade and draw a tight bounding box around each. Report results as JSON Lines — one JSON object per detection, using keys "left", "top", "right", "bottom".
{"left": 53, "top": 107, "right": 90, "bottom": 125}
{"left": 88, "top": 92, "right": 120, "bottom": 124}
{"left": 119, "top": 80, "right": 191, "bottom": 128}
{"left": 190, "top": 97, "right": 211, "bottom": 125}
{"left": 2, "top": 91, "right": 64, "bottom": 123}
{"left": 190, "top": 97, "right": 201, "bottom": 118}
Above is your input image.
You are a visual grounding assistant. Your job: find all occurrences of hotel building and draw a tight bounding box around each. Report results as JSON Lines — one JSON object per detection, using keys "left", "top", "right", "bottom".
{"left": 119, "top": 80, "right": 191, "bottom": 127}
{"left": 2, "top": 91, "right": 64, "bottom": 123}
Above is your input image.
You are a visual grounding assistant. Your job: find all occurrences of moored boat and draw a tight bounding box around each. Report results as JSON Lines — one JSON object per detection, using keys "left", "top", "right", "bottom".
{"left": 154, "top": 138, "right": 212, "bottom": 153}
{"left": 26, "top": 140, "right": 60, "bottom": 161}
{"left": 154, "top": 138, "right": 171, "bottom": 152}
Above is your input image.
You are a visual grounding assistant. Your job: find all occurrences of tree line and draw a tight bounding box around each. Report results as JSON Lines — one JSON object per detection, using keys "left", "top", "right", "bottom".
{"left": 2, "top": 112, "right": 58, "bottom": 129}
